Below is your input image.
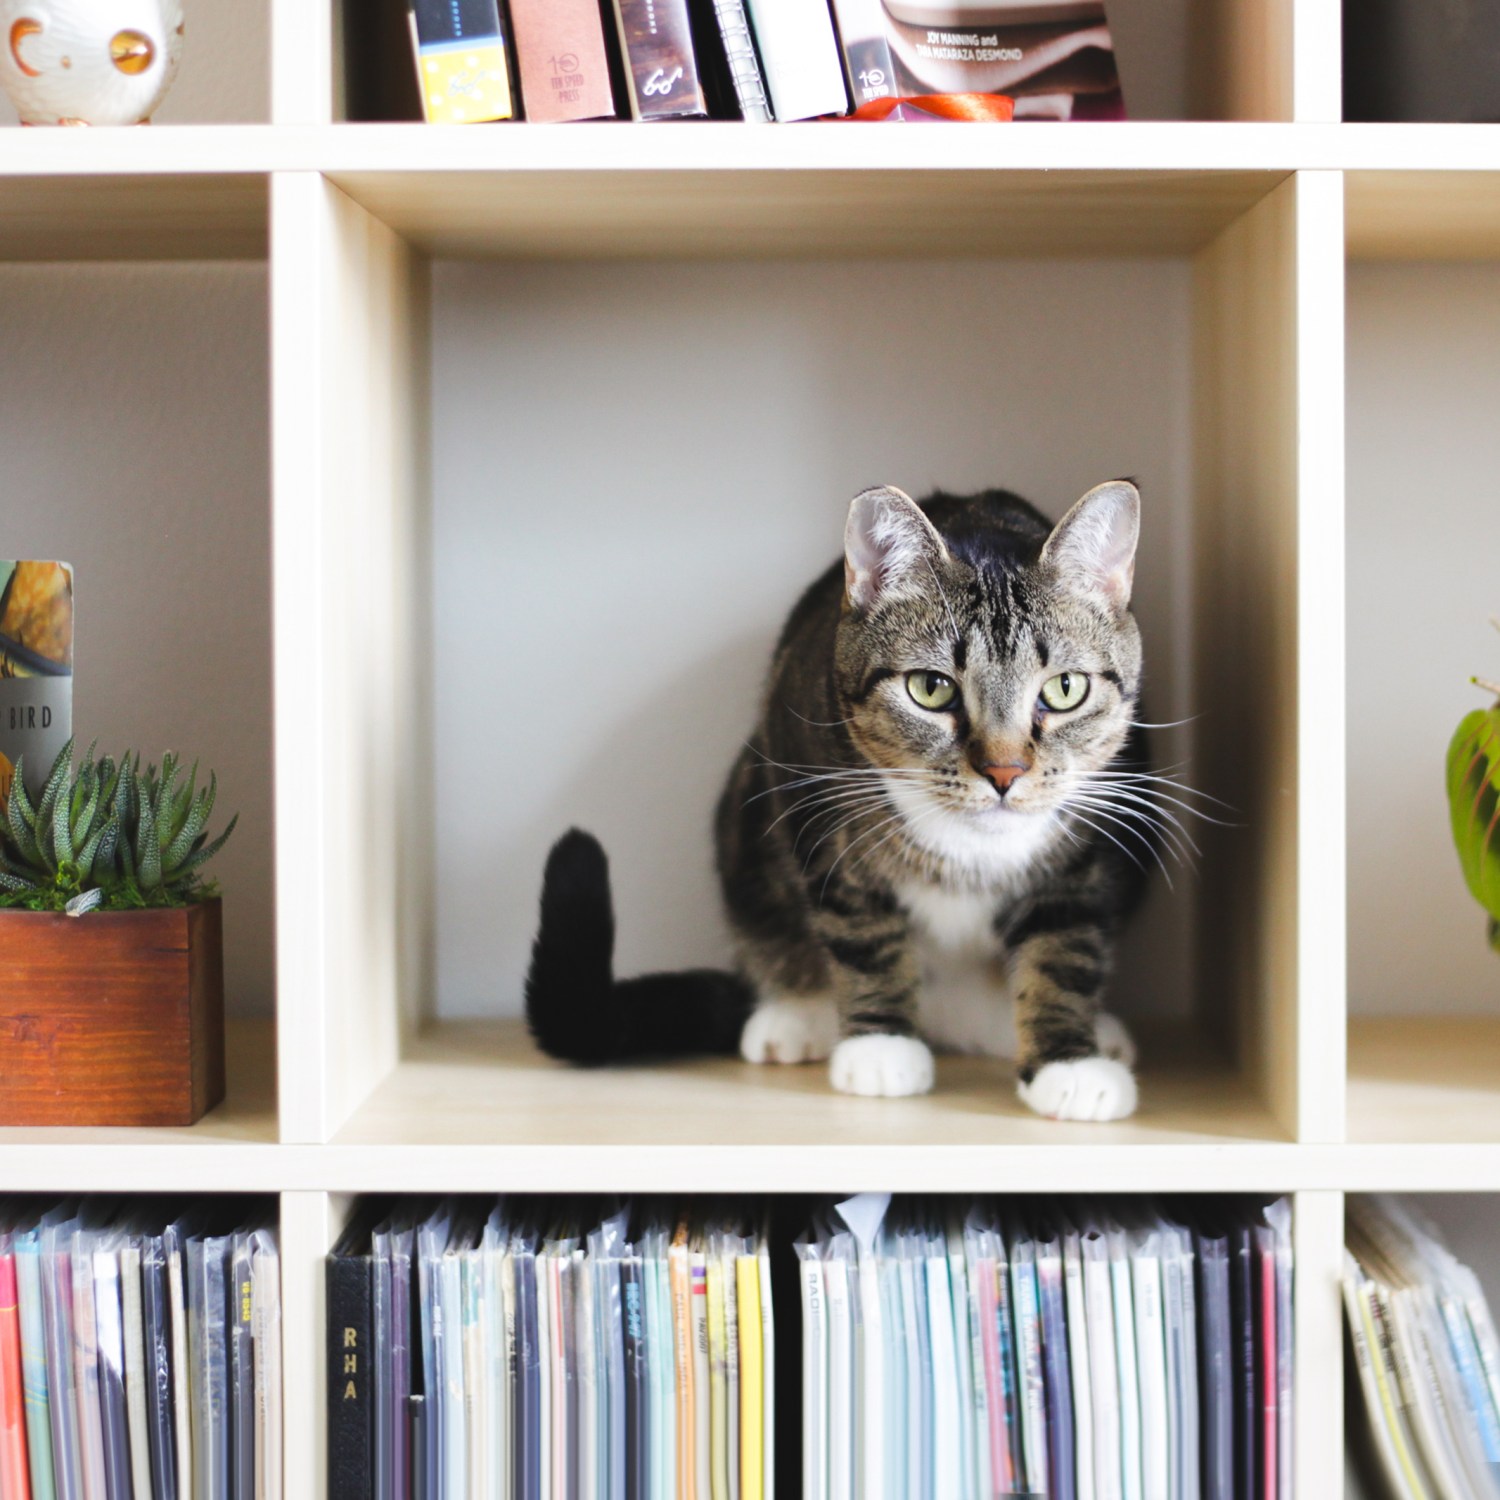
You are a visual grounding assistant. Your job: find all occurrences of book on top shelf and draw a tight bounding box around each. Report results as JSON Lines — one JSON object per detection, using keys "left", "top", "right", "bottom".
{"left": 743, "top": 0, "right": 849, "bottom": 119}
{"left": 609, "top": 0, "right": 711, "bottom": 118}
{"left": 507, "top": 0, "right": 619, "bottom": 121}
{"left": 408, "top": 0, "right": 517, "bottom": 123}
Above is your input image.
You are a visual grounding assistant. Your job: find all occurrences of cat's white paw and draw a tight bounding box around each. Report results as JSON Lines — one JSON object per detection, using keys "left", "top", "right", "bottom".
{"left": 1094, "top": 1012, "right": 1137, "bottom": 1068}
{"left": 740, "top": 996, "right": 839, "bottom": 1065}
{"left": 830, "top": 1035, "right": 936, "bottom": 1098}
{"left": 1018, "top": 1056, "right": 1138, "bottom": 1122}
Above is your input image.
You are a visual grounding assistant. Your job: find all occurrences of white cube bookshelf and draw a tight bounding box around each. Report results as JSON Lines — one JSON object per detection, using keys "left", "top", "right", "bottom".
{"left": 3, "top": 0, "right": 1500, "bottom": 1493}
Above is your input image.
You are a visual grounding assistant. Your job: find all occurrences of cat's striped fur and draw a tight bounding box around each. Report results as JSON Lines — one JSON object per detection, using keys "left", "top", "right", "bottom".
{"left": 527, "top": 481, "right": 1156, "bottom": 1120}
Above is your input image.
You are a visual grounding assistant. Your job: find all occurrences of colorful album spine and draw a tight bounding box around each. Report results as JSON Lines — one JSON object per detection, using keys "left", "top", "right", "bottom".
{"left": 252, "top": 1230, "right": 283, "bottom": 1500}
{"left": 705, "top": 0, "right": 772, "bottom": 120}
{"left": 507, "top": 0, "right": 617, "bottom": 121}
{"left": 142, "top": 1235, "right": 179, "bottom": 1500}
{"left": 13, "top": 1234, "right": 55, "bottom": 1500}
{"left": 610, "top": 0, "right": 710, "bottom": 119}
{"left": 1034, "top": 1234, "right": 1073, "bottom": 1500}
{"left": 757, "top": 1235, "right": 774, "bottom": 1500}
{"left": 0, "top": 1245, "right": 30, "bottom": 1500}
{"left": 735, "top": 1256, "right": 763, "bottom": 1500}
{"left": 71, "top": 1238, "right": 108, "bottom": 1500}
{"left": 692, "top": 1251, "right": 711, "bottom": 1500}
{"left": 669, "top": 1227, "right": 696, "bottom": 1494}
{"left": 231, "top": 1234, "right": 255, "bottom": 1500}
{"left": 1009, "top": 1228, "right": 1049, "bottom": 1498}
{"left": 92, "top": 1249, "right": 133, "bottom": 1500}
{"left": 409, "top": 0, "right": 515, "bottom": 124}
{"left": 705, "top": 1257, "right": 729, "bottom": 1500}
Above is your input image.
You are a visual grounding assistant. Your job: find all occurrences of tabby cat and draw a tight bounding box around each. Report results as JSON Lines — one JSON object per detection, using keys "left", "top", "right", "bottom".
{"left": 525, "top": 481, "right": 1157, "bottom": 1121}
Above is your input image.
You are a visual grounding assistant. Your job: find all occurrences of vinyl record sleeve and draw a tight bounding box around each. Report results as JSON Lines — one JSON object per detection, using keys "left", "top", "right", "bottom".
{"left": 119, "top": 1245, "right": 155, "bottom": 1500}
{"left": 1061, "top": 1229, "right": 1096, "bottom": 1500}
{"left": 230, "top": 1233, "right": 256, "bottom": 1500}
{"left": 1081, "top": 1229, "right": 1122, "bottom": 1500}
{"left": 1194, "top": 1229, "right": 1233, "bottom": 1500}
{"left": 1128, "top": 1232, "right": 1169, "bottom": 1500}
{"left": 14, "top": 1231, "right": 60, "bottom": 1500}
{"left": 41, "top": 1211, "right": 83, "bottom": 1500}
{"left": 93, "top": 1244, "right": 135, "bottom": 1500}
{"left": 251, "top": 1230, "right": 282, "bottom": 1500}
{"left": 70, "top": 1234, "right": 108, "bottom": 1500}
{"left": 1035, "top": 1231, "right": 1073, "bottom": 1500}
{"left": 1105, "top": 1225, "right": 1143, "bottom": 1500}
{"left": 1008, "top": 1222, "right": 1048, "bottom": 1499}
{"left": 819, "top": 1247, "right": 850, "bottom": 1500}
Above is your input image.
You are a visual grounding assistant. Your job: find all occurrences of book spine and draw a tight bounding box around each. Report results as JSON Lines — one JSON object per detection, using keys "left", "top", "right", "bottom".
{"left": 142, "top": 1240, "right": 178, "bottom": 1500}
{"left": 119, "top": 1248, "right": 154, "bottom": 1500}
{"left": 735, "top": 1257, "right": 762, "bottom": 1500}
{"left": 825, "top": 0, "right": 903, "bottom": 105}
{"left": 93, "top": 1250, "right": 134, "bottom": 1500}
{"left": 0, "top": 1251, "right": 31, "bottom": 1500}
{"left": 705, "top": 0, "right": 772, "bottom": 120}
{"left": 669, "top": 1239, "right": 695, "bottom": 1499}
{"left": 692, "top": 1258, "right": 711, "bottom": 1500}
{"left": 741, "top": 0, "right": 847, "bottom": 120}
{"left": 251, "top": 1234, "right": 283, "bottom": 1500}
{"left": 610, "top": 0, "right": 709, "bottom": 118}
{"left": 14, "top": 1243, "right": 57, "bottom": 1500}
{"left": 231, "top": 1240, "right": 255, "bottom": 1500}
{"left": 326, "top": 1254, "right": 374, "bottom": 1500}
{"left": 409, "top": 0, "right": 516, "bottom": 123}
{"left": 71, "top": 1243, "right": 109, "bottom": 1500}
{"left": 622, "top": 1258, "right": 646, "bottom": 1500}
{"left": 507, "top": 0, "right": 617, "bottom": 122}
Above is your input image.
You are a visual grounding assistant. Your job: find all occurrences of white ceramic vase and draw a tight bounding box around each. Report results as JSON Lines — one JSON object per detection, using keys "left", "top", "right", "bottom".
{"left": 0, "top": 0, "right": 183, "bottom": 125}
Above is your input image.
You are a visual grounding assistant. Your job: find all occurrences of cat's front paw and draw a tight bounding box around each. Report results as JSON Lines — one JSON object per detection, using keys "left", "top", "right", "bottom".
{"left": 1018, "top": 1056, "right": 1137, "bottom": 1122}
{"left": 830, "top": 1035, "right": 935, "bottom": 1098}
{"left": 740, "top": 996, "right": 839, "bottom": 1065}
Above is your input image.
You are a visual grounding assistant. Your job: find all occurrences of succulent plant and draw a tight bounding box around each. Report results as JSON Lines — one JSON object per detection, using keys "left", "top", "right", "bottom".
{"left": 1447, "top": 622, "right": 1500, "bottom": 955}
{"left": 0, "top": 738, "right": 237, "bottom": 913}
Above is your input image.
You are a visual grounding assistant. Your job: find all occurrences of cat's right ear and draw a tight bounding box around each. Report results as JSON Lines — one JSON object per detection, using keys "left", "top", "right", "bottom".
{"left": 844, "top": 487, "right": 949, "bottom": 613}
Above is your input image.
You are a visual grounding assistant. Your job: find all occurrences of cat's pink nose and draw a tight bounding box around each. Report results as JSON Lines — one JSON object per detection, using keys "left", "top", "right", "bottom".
{"left": 982, "top": 763, "right": 1027, "bottom": 795}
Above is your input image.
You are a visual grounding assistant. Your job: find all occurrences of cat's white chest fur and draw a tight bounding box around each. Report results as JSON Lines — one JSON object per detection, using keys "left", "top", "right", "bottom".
{"left": 892, "top": 807, "right": 1060, "bottom": 1059}
{"left": 898, "top": 880, "right": 1018, "bottom": 1058}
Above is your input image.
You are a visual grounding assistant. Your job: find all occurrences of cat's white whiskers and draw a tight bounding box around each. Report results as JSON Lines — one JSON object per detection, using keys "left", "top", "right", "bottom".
{"left": 1129, "top": 714, "right": 1202, "bottom": 730}
{"left": 817, "top": 805, "right": 915, "bottom": 898}
{"left": 1062, "top": 803, "right": 1173, "bottom": 889}
{"left": 767, "top": 787, "right": 893, "bottom": 840}
{"left": 1064, "top": 792, "right": 1196, "bottom": 866}
{"left": 1076, "top": 771, "right": 1236, "bottom": 823}
{"left": 1073, "top": 782, "right": 1200, "bottom": 851}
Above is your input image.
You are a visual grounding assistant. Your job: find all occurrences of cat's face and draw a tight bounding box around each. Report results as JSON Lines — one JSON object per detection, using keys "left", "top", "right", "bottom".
{"left": 833, "top": 484, "right": 1142, "bottom": 846}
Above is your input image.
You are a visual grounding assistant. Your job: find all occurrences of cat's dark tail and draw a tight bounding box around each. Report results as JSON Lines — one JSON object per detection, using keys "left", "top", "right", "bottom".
{"left": 524, "top": 828, "right": 754, "bottom": 1063}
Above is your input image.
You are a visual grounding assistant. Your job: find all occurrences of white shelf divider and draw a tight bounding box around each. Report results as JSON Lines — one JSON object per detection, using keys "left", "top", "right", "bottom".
{"left": 272, "top": 171, "right": 432, "bottom": 1144}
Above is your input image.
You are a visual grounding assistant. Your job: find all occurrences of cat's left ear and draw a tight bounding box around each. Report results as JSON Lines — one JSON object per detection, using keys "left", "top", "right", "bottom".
{"left": 844, "top": 486, "right": 950, "bottom": 613}
{"left": 1040, "top": 480, "right": 1140, "bottom": 612}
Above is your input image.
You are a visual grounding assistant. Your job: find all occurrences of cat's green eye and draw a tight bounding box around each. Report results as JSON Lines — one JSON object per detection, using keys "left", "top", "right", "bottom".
{"left": 906, "top": 670, "right": 958, "bottom": 711}
{"left": 1040, "top": 671, "right": 1090, "bottom": 712}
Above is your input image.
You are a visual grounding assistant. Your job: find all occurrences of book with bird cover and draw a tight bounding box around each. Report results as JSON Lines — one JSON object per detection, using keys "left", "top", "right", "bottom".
{"left": 0, "top": 560, "right": 73, "bottom": 805}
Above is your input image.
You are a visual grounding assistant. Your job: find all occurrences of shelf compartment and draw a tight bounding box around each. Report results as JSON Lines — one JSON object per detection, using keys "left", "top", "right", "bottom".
{"left": 1, "top": 258, "right": 276, "bottom": 1134}
{"left": 1345, "top": 254, "right": 1500, "bottom": 1135}
{"left": 272, "top": 167, "right": 1345, "bottom": 1148}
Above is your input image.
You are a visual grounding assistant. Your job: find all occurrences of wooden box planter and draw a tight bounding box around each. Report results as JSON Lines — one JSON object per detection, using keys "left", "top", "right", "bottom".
{"left": 0, "top": 900, "right": 226, "bottom": 1126}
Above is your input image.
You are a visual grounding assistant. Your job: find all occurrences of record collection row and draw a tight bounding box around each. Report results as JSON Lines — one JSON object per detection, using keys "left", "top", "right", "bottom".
{"left": 327, "top": 1201, "right": 775, "bottom": 1500}
{"left": 1345, "top": 1195, "right": 1500, "bottom": 1500}
{"left": 0, "top": 1200, "right": 282, "bottom": 1500}
{"left": 327, "top": 1194, "right": 1294, "bottom": 1500}
{"left": 801, "top": 1195, "right": 1293, "bottom": 1500}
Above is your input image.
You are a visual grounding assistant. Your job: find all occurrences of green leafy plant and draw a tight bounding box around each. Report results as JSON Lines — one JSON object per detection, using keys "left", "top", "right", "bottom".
{"left": 0, "top": 739, "right": 237, "bottom": 914}
{"left": 1447, "top": 621, "right": 1500, "bottom": 954}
